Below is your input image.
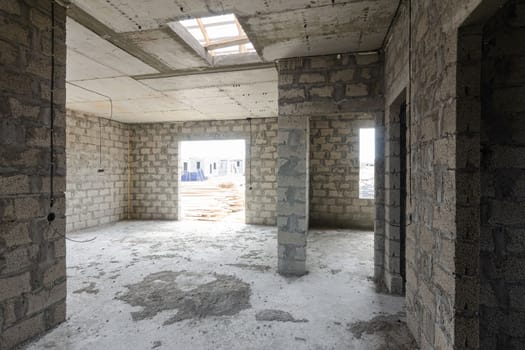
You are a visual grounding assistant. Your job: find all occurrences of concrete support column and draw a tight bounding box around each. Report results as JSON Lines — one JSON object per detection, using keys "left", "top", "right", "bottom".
{"left": 277, "top": 116, "right": 309, "bottom": 276}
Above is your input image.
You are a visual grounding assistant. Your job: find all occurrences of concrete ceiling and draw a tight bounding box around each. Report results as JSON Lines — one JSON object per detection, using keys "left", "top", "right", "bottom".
{"left": 65, "top": 0, "right": 397, "bottom": 123}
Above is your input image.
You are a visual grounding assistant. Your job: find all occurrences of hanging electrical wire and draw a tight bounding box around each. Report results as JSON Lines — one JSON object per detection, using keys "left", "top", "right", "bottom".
{"left": 48, "top": 0, "right": 56, "bottom": 212}
{"left": 47, "top": 1, "right": 96, "bottom": 243}
{"left": 247, "top": 117, "right": 253, "bottom": 190}
{"left": 98, "top": 117, "right": 104, "bottom": 172}
{"left": 47, "top": 222, "right": 97, "bottom": 243}
{"left": 408, "top": 0, "right": 412, "bottom": 205}
{"left": 66, "top": 81, "right": 113, "bottom": 173}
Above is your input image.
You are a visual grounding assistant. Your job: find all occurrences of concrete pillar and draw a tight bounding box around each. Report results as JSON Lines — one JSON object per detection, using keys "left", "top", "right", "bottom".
{"left": 277, "top": 116, "right": 309, "bottom": 276}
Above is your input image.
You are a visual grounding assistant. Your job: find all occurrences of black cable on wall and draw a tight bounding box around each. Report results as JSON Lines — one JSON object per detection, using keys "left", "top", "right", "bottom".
{"left": 49, "top": 0, "right": 56, "bottom": 211}
{"left": 248, "top": 117, "right": 253, "bottom": 190}
{"left": 46, "top": 1, "right": 97, "bottom": 242}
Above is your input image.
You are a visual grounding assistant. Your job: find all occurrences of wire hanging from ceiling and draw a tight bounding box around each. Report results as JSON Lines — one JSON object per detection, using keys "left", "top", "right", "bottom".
{"left": 98, "top": 117, "right": 104, "bottom": 172}
{"left": 66, "top": 81, "right": 114, "bottom": 173}
{"left": 247, "top": 117, "right": 253, "bottom": 190}
{"left": 47, "top": 1, "right": 96, "bottom": 243}
{"left": 49, "top": 0, "right": 56, "bottom": 212}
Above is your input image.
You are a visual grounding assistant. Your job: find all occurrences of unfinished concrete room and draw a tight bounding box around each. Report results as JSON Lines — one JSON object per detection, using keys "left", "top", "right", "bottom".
{"left": 1, "top": 0, "right": 524, "bottom": 349}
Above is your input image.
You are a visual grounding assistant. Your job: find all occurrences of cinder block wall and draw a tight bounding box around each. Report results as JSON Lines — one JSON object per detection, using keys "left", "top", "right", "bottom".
{"left": 129, "top": 123, "right": 178, "bottom": 220}
{"left": 276, "top": 52, "right": 384, "bottom": 274}
{"left": 129, "top": 118, "right": 278, "bottom": 225}
{"left": 382, "top": 0, "right": 493, "bottom": 348}
{"left": 309, "top": 115, "right": 375, "bottom": 229}
{"left": 380, "top": 0, "right": 410, "bottom": 295}
{"left": 0, "top": 1, "right": 67, "bottom": 349}
{"left": 480, "top": 1, "right": 525, "bottom": 347}
{"left": 278, "top": 52, "right": 384, "bottom": 229}
{"left": 66, "top": 111, "right": 130, "bottom": 231}
{"left": 278, "top": 53, "right": 384, "bottom": 117}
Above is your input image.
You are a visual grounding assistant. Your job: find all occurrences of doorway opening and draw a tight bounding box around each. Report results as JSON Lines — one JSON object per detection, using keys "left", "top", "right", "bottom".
{"left": 383, "top": 92, "right": 408, "bottom": 295}
{"left": 179, "top": 139, "right": 246, "bottom": 222}
{"left": 398, "top": 102, "right": 407, "bottom": 293}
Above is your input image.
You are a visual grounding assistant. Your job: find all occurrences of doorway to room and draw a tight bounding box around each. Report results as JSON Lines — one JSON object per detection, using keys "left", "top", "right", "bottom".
{"left": 179, "top": 139, "right": 246, "bottom": 222}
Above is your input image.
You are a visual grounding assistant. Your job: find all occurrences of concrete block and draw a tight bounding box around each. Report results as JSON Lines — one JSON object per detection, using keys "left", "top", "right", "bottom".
{"left": 346, "top": 83, "right": 369, "bottom": 97}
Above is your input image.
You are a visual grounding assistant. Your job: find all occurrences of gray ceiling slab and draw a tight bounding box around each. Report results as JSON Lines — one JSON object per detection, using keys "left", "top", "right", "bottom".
{"left": 66, "top": 0, "right": 397, "bottom": 122}
{"left": 71, "top": 77, "right": 161, "bottom": 100}
{"left": 66, "top": 49, "right": 122, "bottom": 81}
{"left": 66, "top": 18, "right": 158, "bottom": 77}
{"left": 238, "top": 1, "right": 398, "bottom": 60}
{"left": 140, "top": 68, "right": 278, "bottom": 91}
{"left": 123, "top": 28, "right": 210, "bottom": 70}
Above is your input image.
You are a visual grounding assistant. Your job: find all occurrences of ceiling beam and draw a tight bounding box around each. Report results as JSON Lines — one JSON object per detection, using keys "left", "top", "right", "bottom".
{"left": 67, "top": 4, "right": 173, "bottom": 73}
{"left": 132, "top": 62, "right": 275, "bottom": 80}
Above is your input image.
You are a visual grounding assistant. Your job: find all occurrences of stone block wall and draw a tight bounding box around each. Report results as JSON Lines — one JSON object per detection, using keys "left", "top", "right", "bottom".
{"left": 278, "top": 53, "right": 384, "bottom": 116}
{"left": 381, "top": 0, "right": 493, "bottom": 348}
{"left": 380, "top": 0, "right": 410, "bottom": 295}
{"left": 309, "top": 115, "right": 375, "bottom": 229}
{"left": 66, "top": 110, "right": 130, "bottom": 231}
{"left": 480, "top": 1, "right": 525, "bottom": 347}
{"left": 0, "top": 1, "right": 67, "bottom": 349}
{"left": 129, "top": 118, "right": 278, "bottom": 225}
{"left": 277, "top": 52, "right": 384, "bottom": 275}
{"left": 129, "top": 123, "right": 178, "bottom": 220}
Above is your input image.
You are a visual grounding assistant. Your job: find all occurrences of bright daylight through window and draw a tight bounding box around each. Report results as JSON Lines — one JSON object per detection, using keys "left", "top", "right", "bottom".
{"left": 179, "top": 140, "right": 246, "bottom": 223}
{"left": 178, "top": 14, "right": 255, "bottom": 56}
{"left": 359, "top": 128, "right": 375, "bottom": 199}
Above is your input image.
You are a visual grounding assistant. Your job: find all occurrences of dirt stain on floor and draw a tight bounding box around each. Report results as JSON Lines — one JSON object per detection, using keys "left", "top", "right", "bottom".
{"left": 116, "top": 271, "right": 251, "bottom": 325}
{"left": 255, "top": 309, "right": 308, "bottom": 323}
{"left": 226, "top": 263, "right": 272, "bottom": 272}
{"left": 73, "top": 282, "right": 99, "bottom": 295}
{"left": 348, "top": 312, "right": 418, "bottom": 349}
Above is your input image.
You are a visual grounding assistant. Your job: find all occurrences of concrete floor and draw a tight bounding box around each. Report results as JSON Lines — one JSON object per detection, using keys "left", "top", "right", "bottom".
{"left": 24, "top": 221, "right": 414, "bottom": 350}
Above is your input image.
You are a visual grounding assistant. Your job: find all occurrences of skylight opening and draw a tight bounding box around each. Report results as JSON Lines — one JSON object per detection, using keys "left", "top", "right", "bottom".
{"left": 178, "top": 14, "right": 256, "bottom": 57}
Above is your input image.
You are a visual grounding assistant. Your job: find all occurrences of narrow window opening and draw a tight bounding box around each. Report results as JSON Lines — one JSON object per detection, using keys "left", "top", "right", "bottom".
{"left": 359, "top": 128, "right": 375, "bottom": 199}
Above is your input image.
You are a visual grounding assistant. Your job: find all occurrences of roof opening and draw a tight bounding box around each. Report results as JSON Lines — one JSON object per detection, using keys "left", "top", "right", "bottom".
{"left": 177, "top": 14, "right": 255, "bottom": 56}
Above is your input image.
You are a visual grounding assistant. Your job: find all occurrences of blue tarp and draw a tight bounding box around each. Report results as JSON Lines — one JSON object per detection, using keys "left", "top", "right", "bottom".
{"left": 181, "top": 169, "right": 207, "bottom": 182}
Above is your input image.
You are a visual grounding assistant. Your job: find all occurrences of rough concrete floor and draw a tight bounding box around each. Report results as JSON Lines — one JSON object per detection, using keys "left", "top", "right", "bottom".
{"left": 23, "top": 221, "right": 414, "bottom": 350}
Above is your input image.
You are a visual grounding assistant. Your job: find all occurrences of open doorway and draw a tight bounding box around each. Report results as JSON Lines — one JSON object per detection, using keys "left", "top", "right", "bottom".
{"left": 179, "top": 139, "right": 246, "bottom": 222}
{"left": 383, "top": 93, "right": 408, "bottom": 295}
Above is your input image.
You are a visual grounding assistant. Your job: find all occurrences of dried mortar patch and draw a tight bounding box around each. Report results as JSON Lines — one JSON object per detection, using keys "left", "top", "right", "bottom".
{"left": 116, "top": 271, "right": 251, "bottom": 325}
{"left": 226, "top": 263, "right": 272, "bottom": 272}
{"left": 73, "top": 282, "right": 99, "bottom": 295}
{"left": 348, "top": 312, "right": 418, "bottom": 349}
{"left": 255, "top": 309, "right": 308, "bottom": 323}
